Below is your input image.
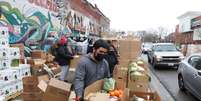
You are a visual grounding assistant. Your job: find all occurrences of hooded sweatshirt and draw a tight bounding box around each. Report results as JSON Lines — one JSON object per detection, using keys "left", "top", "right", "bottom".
{"left": 74, "top": 53, "right": 111, "bottom": 97}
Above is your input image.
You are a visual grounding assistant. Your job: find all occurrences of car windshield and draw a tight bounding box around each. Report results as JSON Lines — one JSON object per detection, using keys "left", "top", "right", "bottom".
{"left": 154, "top": 44, "right": 177, "bottom": 52}
{"left": 144, "top": 44, "right": 152, "bottom": 48}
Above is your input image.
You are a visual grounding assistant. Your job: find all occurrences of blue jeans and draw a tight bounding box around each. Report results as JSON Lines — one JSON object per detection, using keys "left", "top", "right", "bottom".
{"left": 60, "top": 65, "right": 69, "bottom": 81}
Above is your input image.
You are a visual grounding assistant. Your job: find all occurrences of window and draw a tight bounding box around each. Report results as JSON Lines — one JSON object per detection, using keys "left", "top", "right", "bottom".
{"left": 188, "top": 56, "right": 201, "bottom": 70}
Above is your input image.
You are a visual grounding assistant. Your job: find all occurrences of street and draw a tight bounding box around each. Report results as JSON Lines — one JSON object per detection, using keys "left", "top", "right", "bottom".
{"left": 141, "top": 54, "right": 199, "bottom": 101}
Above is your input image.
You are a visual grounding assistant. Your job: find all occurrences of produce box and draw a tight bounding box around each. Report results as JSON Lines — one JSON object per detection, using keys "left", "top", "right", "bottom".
{"left": 10, "top": 43, "right": 25, "bottom": 59}
{"left": 113, "top": 66, "right": 128, "bottom": 81}
{"left": 31, "top": 50, "right": 47, "bottom": 59}
{"left": 22, "top": 91, "right": 43, "bottom": 101}
{"left": 127, "top": 81, "right": 149, "bottom": 92}
{"left": 125, "top": 89, "right": 161, "bottom": 101}
{"left": 84, "top": 79, "right": 126, "bottom": 101}
{"left": 46, "top": 53, "right": 55, "bottom": 63}
{"left": 128, "top": 70, "right": 149, "bottom": 92}
{"left": 42, "top": 78, "right": 72, "bottom": 101}
{"left": 118, "top": 39, "right": 141, "bottom": 67}
{"left": 85, "top": 93, "right": 110, "bottom": 101}
{"left": 22, "top": 76, "right": 40, "bottom": 92}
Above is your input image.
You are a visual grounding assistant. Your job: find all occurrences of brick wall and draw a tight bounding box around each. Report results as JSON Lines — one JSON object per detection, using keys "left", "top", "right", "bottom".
{"left": 70, "top": 0, "right": 101, "bottom": 23}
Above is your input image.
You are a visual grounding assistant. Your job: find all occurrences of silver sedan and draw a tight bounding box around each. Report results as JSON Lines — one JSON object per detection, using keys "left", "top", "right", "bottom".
{"left": 178, "top": 53, "right": 201, "bottom": 100}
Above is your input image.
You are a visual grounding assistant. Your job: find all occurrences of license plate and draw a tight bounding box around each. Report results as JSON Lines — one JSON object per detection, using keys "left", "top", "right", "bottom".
{"left": 168, "top": 63, "right": 174, "bottom": 66}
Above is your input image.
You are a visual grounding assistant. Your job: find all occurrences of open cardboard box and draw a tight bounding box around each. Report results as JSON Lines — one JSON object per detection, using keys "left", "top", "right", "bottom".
{"left": 123, "top": 88, "right": 161, "bottom": 101}
{"left": 41, "top": 78, "right": 72, "bottom": 101}
{"left": 84, "top": 79, "right": 127, "bottom": 101}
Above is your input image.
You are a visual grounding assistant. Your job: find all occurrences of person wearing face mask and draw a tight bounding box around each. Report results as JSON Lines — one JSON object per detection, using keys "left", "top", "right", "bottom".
{"left": 104, "top": 40, "right": 119, "bottom": 76}
{"left": 74, "top": 39, "right": 111, "bottom": 101}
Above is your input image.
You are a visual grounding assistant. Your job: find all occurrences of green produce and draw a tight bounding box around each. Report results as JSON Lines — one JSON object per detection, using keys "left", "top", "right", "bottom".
{"left": 103, "top": 78, "right": 115, "bottom": 92}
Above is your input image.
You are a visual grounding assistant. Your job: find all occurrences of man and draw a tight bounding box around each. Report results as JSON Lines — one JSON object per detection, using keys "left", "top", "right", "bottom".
{"left": 74, "top": 39, "right": 111, "bottom": 101}
{"left": 54, "top": 36, "right": 74, "bottom": 81}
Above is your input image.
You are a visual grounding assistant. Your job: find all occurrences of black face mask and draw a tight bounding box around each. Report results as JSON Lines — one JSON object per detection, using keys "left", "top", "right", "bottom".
{"left": 95, "top": 53, "right": 105, "bottom": 61}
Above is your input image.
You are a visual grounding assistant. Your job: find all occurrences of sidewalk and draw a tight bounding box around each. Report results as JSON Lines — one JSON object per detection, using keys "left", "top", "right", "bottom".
{"left": 149, "top": 69, "right": 175, "bottom": 101}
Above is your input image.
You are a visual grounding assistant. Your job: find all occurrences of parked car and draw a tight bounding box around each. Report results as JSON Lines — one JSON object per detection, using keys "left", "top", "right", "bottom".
{"left": 177, "top": 53, "right": 201, "bottom": 100}
{"left": 142, "top": 42, "right": 153, "bottom": 54}
{"left": 147, "top": 43, "right": 184, "bottom": 68}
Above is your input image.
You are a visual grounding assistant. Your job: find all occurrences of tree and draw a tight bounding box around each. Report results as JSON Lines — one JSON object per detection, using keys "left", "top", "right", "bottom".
{"left": 157, "top": 26, "right": 169, "bottom": 42}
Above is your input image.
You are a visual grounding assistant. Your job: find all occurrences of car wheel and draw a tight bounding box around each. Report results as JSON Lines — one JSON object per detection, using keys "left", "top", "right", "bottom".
{"left": 148, "top": 57, "right": 151, "bottom": 63}
{"left": 178, "top": 74, "right": 186, "bottom": 91}
{"left": 152, "top": 59, "right": 158, "bottom": 69}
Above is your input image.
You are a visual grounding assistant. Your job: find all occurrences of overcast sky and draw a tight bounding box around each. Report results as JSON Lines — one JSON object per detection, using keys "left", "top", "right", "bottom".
{"left": 88, "top": 0, "right": 201, "bottom": 32}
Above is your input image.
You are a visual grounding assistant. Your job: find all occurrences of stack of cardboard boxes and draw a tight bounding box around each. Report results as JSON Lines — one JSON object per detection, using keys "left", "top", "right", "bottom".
{"left": 22, "top": 76, "right": 72, "bottom": 101}
{"left": 22, "top": 76, "right": 42, "bottom": 101}
{"left": 118, "top": 38, "right": 141, "bottom": 67}
{"left": 0, "top": 27, "right": 31, "bottom": 100}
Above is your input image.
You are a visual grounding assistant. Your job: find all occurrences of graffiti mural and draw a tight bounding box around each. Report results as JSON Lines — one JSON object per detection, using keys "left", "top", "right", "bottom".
{"left": 0, "top": 0, "right": 64, "bottom": 50}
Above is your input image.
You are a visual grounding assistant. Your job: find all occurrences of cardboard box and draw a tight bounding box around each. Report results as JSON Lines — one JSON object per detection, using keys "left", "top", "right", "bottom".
{"left": 0, "top": 69, "right": 13, "bottom": 82}
{"left": 19, "top": 64, "right": 31, "bottom": 78}
{"left": 118, "top": 39, "right": 141, "bottom": 64}
{"left": 0, "top": 39, "right": 9, "bottom": 47}
{"left": 11, "top": 68, "right": 22, "bottom": 80}
{"left": 0, "top": 61, "right": 2, "bottom": 70}
{"left": 127, "top": 82, "right": 149, "bottom": 92}
{"left": 46, "top": 53, "right": 55, "bottom": 63}
{"left": 38, "top": 75, "right": 49, "bottom": 83}
{"left": 128, "top": 72, "right": 149, "bottom": 92}
{"left": 3, "top": 81, "right": 16, "bottom": 97}
{"left": 19, "top": 80, "right": 23, "bottom": 91}
{"left": 84, "top": 79, "right": 126, "bottom": 101}
{"left": 84, "top": 80, "right": 104, "bottom": 98}
{"left": 38, "top": 80, "right": 48, "bottom": 92}
{"left": 129, "top": 74, "right": 149, "bottom": 83}
{"left": 31, "top": 50, "right": 47, "bottom": 59}
{"left": 1, "top": 59, "right": 11, "bottom": 69}
{"left": 127, "top": 90, "right": 161, "bottom": 101}
{"left": 42, "top": 78, "right": 71, "bottom": 101}
{"left": 14, "top": 80, "right": 21, "bottom": 92}
{"left": 22, "top": 92, "right": 43, "bottom": 101}
{"left": 85, "top": 93, "right": 110, "bottom": 101}
{"left": 31, "top": 59, "right": 46, "bottom": 70}
{"left": 0, "top": 27, "right": 9, "bottom": 38}
{"left": 113, "top": 66, "right": 128, "bottom": 81}
{"left": 10, "top": 43, "right": 25, "bottom": 59}
{"left": 22, "top": 76, "right": 40, "bottom": 92}
{"left": 0, "top": 48, "right": 10, "bottom": 59}
{"left": 0, "top": 82, "right": 5, "bottom": 97}
{"left": 11, "top": 69, "right": 19, "bottom": 80}
{"left": 9, "top": 47, "right": 20, "bottom": 59}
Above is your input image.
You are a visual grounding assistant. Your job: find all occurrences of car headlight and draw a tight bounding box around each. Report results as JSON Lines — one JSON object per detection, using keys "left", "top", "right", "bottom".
{"left": 180, "top": 56, "right": 184, "bottom": 59}
{"left": 156, "top": 55, "right": 162, "bottom": 61}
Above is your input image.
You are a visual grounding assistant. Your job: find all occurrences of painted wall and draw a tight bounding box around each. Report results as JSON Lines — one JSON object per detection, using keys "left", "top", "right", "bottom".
{"left": 0, "top": 0, "right": 66, "bottom": 50}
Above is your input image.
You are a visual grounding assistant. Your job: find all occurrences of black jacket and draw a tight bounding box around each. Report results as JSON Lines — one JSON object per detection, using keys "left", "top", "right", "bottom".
{"left": 54, "top": 44, "right": 74, "bottom": 66}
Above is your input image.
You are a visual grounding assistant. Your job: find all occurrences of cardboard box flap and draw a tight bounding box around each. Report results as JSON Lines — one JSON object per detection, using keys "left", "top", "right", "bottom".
{"left": 84, "top": 79, "right": 104, "bottom": 97}
{"left": 38, "top": 80, "right": 48, "bottom": 92}
{"left": 86, "top": 93, "right": 110, "bottom": 101}
{"left": 49, "top": 78, "right": 71, "bottom": 91}
{"left": 38, "top": 75, "right": 49, "bottom": 82}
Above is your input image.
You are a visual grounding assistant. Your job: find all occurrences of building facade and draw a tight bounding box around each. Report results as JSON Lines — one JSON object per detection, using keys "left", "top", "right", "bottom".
{"left": 0, "top": 0, "right": 110, "bottom": 53}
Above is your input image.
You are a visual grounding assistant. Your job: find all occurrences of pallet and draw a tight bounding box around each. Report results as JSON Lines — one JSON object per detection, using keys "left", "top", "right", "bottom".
{"left": 6, "top": 91, "right": 22, "bottom": 101}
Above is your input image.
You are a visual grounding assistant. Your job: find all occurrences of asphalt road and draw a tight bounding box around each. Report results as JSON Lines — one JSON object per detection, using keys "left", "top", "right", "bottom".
{"left": 141, "top": 54, "right": 199, "bottom": 101}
